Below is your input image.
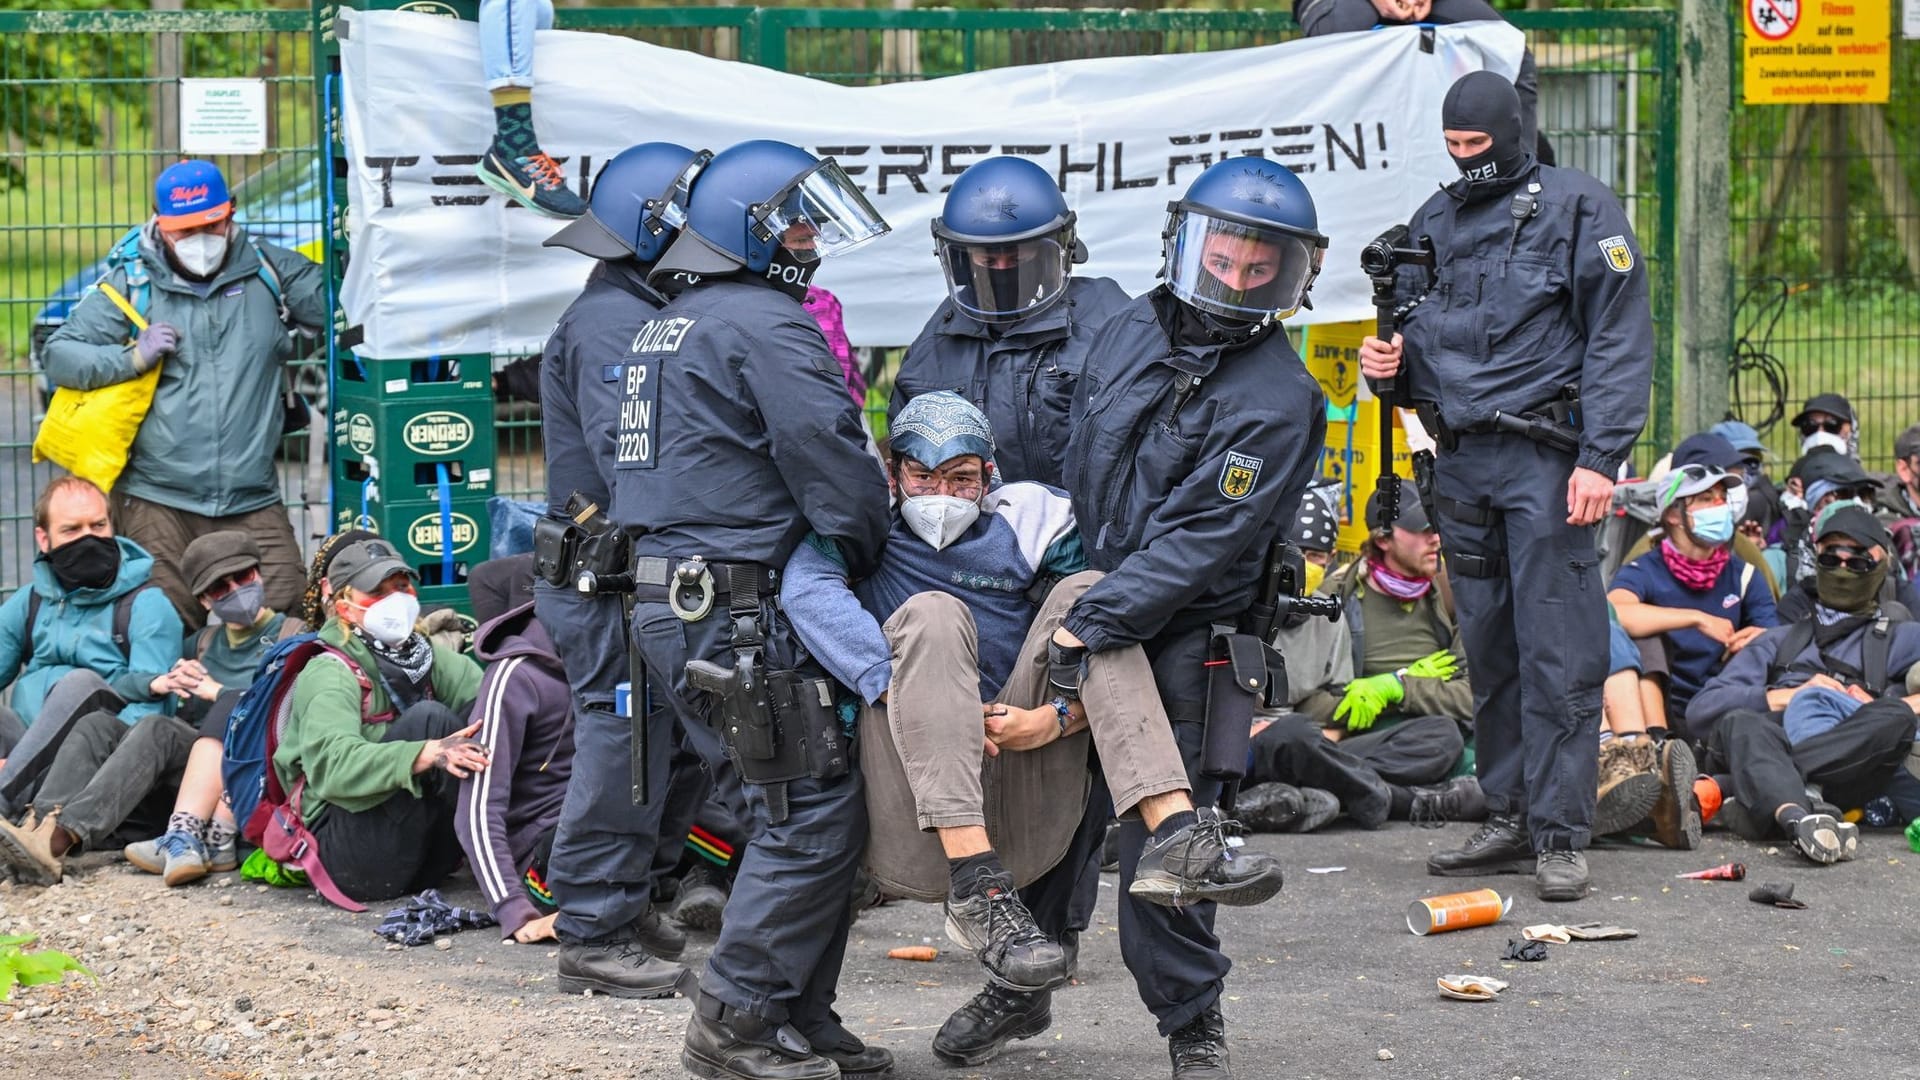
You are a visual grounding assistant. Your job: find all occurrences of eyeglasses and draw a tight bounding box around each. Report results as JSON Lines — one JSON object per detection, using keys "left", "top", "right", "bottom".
{"left": 899, "top": 470, "right": 984, "bottom": 501}
{"left": 202, "top": 565, "right": 260, "bottom": 600}
{"left": 1815, "top": 548, "right": 1878, "bottom": 573}
{"left": 1799, "top": 417, "right": 1845, "bottom": 436}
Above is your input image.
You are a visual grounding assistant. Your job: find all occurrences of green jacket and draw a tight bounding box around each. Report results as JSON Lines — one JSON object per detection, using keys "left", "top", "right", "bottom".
{"left": 1300, "top": 560, "right": 1474, "bottom": 730}
{"left": 41, "top": 224, "right": 327, "bottom": 516}
{"left": 273, "top": 620, "right": 482, "bottom": 825}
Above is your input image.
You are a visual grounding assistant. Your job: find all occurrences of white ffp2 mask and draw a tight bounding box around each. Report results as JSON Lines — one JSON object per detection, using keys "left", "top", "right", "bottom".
{"left": 900, "top": 495, "right": 981, "bottom": 551}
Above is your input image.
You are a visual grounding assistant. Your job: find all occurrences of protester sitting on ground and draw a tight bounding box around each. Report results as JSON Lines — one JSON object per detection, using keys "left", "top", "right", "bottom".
{"left": 1876, "top": 423, "right": 1920, "bottom": 521}
{"left": 782, "top": 392, "right": 1281, "bottom": 1062}
{"left": 1237, "top": 482, "right": 1482, "bottom": 834}
{"left": 1609, "top": 464, "right": 1780, "bottom": 738}
{"left": 1592, "top": 613, "right": 1700, "bottom": 850}
{"left": 455, "top": 598, "right": 574, "bottom": 944}
{"left": 272, "top": 538, "right": 487, "bottom": 903}
{"left": 120, "top": 532, "right": 307, "bottom": 886}
{"left": 1710, "top": 420, "right": 1785, "bottom": 539}
{"left": 1687, "top": 506, "right": 1920, "bottom": 864}
{"left": 467, "top": 552, "right": 538, "bottom": 626}
{"left": 1621, "top": 433, "right": 1781, "bottom": 598}
{"left": 1778, "top": 450, "right": 1882, "bottom": 596}
{"left": 1288, "top": 479, "right": 1344, "bottom": 596}
{"left": 1791, "top": 392, "right": 1857, "bottom": 460}
{"left": 0, "top": 477, "right": 185, "bottom": 828}
{"left": 41, "top": 160, "right": 326, "bottom": 626}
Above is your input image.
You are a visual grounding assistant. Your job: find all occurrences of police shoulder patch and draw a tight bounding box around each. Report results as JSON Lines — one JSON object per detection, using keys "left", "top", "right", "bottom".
{"left": 1598, "top": 235, "right": 1635, "bottom": 274}
{"left": 1219, "top": 450, "right": 1263, "bottom": 501}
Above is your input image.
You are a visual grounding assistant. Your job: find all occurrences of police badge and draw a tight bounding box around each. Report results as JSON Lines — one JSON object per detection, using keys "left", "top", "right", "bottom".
{"left": 1219, "top": 451, "right": 1263, "bottom": 500}
{"left": 1597, "top": 235, "right": 1635, "bottom": 274}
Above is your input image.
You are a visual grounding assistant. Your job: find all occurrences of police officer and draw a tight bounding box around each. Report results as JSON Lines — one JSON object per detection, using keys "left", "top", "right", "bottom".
{"left": 534, "top": 143, "right": 716, "bottom": 993}
{"left": 610, "top": 140, "right": 894, "bottom": 1080}
{"left": 1358, "top": 71, "right": 1654, "bottom": 901}
{"left": 890, "top": 155, "right": 1131, "bottom": 487}
{"left": 1053, "top": 157, "right": 1330, "bottom": 1079}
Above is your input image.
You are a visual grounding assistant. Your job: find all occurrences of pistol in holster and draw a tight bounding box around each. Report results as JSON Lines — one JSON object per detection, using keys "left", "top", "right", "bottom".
{"left": 686, "top": 647, "right": 848, "bottom": 825}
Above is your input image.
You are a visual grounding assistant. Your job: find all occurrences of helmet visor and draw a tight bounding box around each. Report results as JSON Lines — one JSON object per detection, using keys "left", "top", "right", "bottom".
{"left": 646, "top": 149, "right": 712, "bottom": 234}
{"left": 756, "top": 159, "right": 890, "bottom": 263}
{"left": 939, "top": 235, "right": 1069, "bottom": 325}
{"left": 1165, "top": 210, "right": 1324, "bottom": 321}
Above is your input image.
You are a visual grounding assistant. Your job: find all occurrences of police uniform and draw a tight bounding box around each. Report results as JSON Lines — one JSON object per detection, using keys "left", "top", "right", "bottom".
{"left": 609, "top": 275, "right": 889, "bottom": 1046}
{"left": 1062, "top": 289, "right": 1327, "bottom": 1036}
{"left": 1397, "top": 79, "right": 1654, "bottom": 861}
{"left": 891, "top": 275, "right": 1131, "bottom": 487}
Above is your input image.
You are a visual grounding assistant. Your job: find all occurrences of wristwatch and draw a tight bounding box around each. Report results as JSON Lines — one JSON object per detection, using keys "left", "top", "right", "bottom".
{"left": 1049, "top": 696, "right": 1074, "bottom": 738}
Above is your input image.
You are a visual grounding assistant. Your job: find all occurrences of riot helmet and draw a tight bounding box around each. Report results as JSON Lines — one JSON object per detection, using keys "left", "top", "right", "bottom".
{"left": 1163, "top": 157, "right": 1327, "bottom": 325}
{"left": 544, "top": 142, "right": 710, "bottom": 263}
{"left": 653, "top": 140, "right": 889, "bottom": 279}
{"left": 931, "top": 157, "right": 1085, "bottom": 326}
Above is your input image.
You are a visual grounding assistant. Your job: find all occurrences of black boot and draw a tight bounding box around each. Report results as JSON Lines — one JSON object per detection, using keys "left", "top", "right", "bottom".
{"left": 1168, "top": 1002, "right": 1231, "bottom": 1079}
{"left": 1424, "top": 813, "right": 1531, "bottom": 876}
{"left": 683, "top": 992, "right": 839, "bottom": 1080}
{"left": 803, "top": 1014, "right": 894, "bottom": 1077}
{"left": 1232, "top": 783, "right": 1304, "bottom": 832}
{"left": 1408, "top": 776, "right": 1490, "bottom": 829}
{"left": 931, "top": 984, "right": 1052, "bottom": 1067}
{"left": 672, "top": 864, "right": 730, "bottom": 932}
{"left": 556, "top": 931, "right": 694, "bottom": 999}
{"left": 635, "top": 904, "right": 687, "bottom": 961}
{"left": 1130, "top": 808, "right": 1284, "bottom": 908}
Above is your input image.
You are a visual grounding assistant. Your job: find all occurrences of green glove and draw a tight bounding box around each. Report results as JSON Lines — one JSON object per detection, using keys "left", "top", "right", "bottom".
{"left": 1336, "top": 672, "right": 1405, "bottom": 732}
{"left": 1405, "top": 650, "right": 1460, "bottom": 681}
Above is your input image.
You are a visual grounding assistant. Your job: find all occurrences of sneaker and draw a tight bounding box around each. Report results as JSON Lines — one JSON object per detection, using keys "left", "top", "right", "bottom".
{"left": 1592, "top": 740, "right": 1662, "bottom": 837}
{"left": 1292, "top": 787, "right": 1343, "bottom": 833}
{"left": 1535, "top": 849, "right": 1591, "bottom": 902}
{"left": 1231, "top": 782, "right": 1304, "bottom": 833}
{"left": 1791, "top": 813, "right": 1860, "bottom": 865}
{"left": 931, "top": 984, "right": 1051, "bottom": 1067}
{"left": 1168, "top": 1003, "right": 1231, "bottom": 1079}
{"left": 1425, "top": 813, "right": 1531, "bottom": 877}
{"left": 557, "top": 932, "right": 695, "bottom": 999}
{"left": 1129, "top": 807, "right": 1284, "bottom": 908}
{"left": 476, "top": 146, "right": 588, "bottom": 219}
{"left": 124, "top": 834, "right": 172, "bottom": 876}
{"left": 1644, "top": 739, "right": 1702, "bottom": 850}
{"left": 1408, "top": 776, "right": 1489, "bottom": 829}
{"left": 944, "top": 866, "right": 1071, "bottom": 993}
{"left": 672, "top": 864, "right": 730, "bottom": 932}
{"left": 208, "top": 830, "right": 240, "bottom": 873}
{"left": 131, "top": 829, "right": 212, "bottom": 887}
{"left": 0, "top": 810, "right": 65, "bottom": 886}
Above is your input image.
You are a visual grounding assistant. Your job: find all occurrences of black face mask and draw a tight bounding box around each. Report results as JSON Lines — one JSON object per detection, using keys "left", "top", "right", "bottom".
{"left": 761, "top": 249, "right": 819, "bottom": 301}
{"left": 45, "top": 533, "right": 121, "bottom": 592}
{"left": 1442, "top": 71, "right": 1534, "bottom": 201}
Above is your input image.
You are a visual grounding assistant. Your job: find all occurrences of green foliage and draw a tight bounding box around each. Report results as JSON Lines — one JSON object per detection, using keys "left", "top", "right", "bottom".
{"left": 0, "top": 933, "right": 96, "bottom": 1002}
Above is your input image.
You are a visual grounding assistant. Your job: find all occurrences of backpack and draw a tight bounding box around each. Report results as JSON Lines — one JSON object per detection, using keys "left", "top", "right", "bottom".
{"left": 221, "top": 634, "right": 392, "bottom": 912}
{"left": 21, "top": 581, "right": 156, "bottom": 663}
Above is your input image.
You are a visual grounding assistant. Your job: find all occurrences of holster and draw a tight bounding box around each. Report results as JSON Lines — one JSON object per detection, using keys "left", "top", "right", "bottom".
{"left": 1201, "top": 625, "right": 1285, "bottom": 781}
{"left": 1412, "top": 449, "right": 1440, "bottom": 531}
{"left": 1411, "top": 400, "right": 1457, "bottom": 452}
{"left": 534, "top": 493, "right": 631, "bottom": 590}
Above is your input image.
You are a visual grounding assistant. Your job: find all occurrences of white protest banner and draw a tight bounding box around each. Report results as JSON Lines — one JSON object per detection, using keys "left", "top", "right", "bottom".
{"left": 336, "top": 9, "right": 1522, "bottom": 357}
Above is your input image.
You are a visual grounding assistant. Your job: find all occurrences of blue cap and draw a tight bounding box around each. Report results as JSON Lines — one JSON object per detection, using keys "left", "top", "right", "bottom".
{"left": 1672, "top": 432, "right": 1745, "bottom": 470}
{"left": 1709, "top": 420, "right": 1768, "bottom": 458}
{"left": 154, "top": 160, "right": 232, "bottom": 229}
{"left": 890, "top": 391, "right": 995, "bottom": 470}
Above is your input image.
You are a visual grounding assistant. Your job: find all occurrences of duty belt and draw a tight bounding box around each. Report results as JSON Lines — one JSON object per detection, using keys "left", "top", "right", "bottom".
{"left": 630, "top": 556, "right": 779, "bottom": 623}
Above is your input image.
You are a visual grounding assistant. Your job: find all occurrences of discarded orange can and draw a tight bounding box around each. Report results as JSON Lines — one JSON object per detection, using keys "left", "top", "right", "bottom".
{"left": 1694, "top": 775, "right": 1723, "bottom": 824}
{"left": 1407, "top": 889, "right": 1513, "bottom": 936}
{"left": 1675, "top": 862, "right": 1746, "bottom": 881}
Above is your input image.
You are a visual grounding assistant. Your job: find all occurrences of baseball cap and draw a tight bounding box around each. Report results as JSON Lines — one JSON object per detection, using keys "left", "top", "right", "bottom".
{"left": 1365, "top": 478, "right": 1432, "bottom": 533}
{"left": 1814, "top": 503, "right": 1891, "bottom": 551}
{"left": 1709, "top": 420, "right": 1768, "bottom": 459}
{"left": 1671, "top": 432, "right": 1745, "bottom": 471}
{"left": 326, "top": 538, "right": 417, "bottom": 594}
{"left": 181, "top": 530, "right": 261, "bottom": 598}
{"left": 154, "top": 160, "right": 233, "bottom": 230}
{"left": 1790, "top": 393, "right": 1854, "bottom": 429}
{"left": 1895, "top": 424, "right": 1920, "bottom": 462}
{"left": 1656, "top": 463, "right": 1736, "bottom": 513}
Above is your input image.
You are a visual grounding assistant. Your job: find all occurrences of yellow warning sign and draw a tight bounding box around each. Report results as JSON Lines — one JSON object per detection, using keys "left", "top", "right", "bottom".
{"left": 1743, "top": 0, "right": 1891, "bottom": 104}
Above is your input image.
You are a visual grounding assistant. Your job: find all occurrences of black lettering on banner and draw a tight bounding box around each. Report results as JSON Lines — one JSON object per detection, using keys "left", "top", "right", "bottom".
{"left": 1166, "top": 132, "right": 1214, "bottom": 187}
{"left": 877, "top": 145, "right": 932, "bottom": 195}
{"left": 361, "top": 156, "right": 420, "bottom": 209}
{"left": 615, "top": 360, "right": 659, "bottom": 470}
{"left": 1110, "top": 141, "right": 1157, "bottom": 190}
{"left": 1325, "top": 123, "right": 1367, "bottom": 171}
{"left": 1058, "top": 143, "right": 1106, "bottom": 192}
{"left": 939, "top": 145, "right": 994, "bottom": 191}
{"left": 1270, "top": 126, "right": 1318, "bottom": 174}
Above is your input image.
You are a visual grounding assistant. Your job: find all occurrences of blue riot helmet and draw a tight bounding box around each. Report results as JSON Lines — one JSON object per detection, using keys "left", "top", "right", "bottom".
{"left": 545, "top": 142, "right": 711, "bottom": 263}
{"left": 931, "top": 156, "right": 1086, "bottom": 326}
{"left": 652, "top": 140, "right": 889, "bottom": 278}
{"left": 1163, "top": 156, "right": 1328, "bottom": 323}
{"left": 889, "top": 390, "right": 996, "bottom": 471}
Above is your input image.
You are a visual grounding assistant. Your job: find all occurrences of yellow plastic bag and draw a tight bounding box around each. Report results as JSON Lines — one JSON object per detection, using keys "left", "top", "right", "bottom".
{"left": 31, "top": 281, "right": 162, "bottom": 492}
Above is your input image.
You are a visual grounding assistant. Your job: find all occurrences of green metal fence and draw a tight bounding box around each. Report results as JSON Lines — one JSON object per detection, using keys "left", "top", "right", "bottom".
{"left": 1, "top": 5, "right": 1679, "bottom": 602}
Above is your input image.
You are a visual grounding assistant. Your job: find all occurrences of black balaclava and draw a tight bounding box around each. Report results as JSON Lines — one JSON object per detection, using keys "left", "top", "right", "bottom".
{"left": 1441, "top": 71, "right": 1533, "bottom": 201}
{"left": 761, "top": 247, "right": 819, "bottom": 302}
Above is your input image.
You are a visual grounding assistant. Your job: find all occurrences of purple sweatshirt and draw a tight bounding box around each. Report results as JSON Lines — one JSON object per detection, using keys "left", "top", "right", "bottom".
{"left": 455, "top": 601, "right": 573, "bottom": 938}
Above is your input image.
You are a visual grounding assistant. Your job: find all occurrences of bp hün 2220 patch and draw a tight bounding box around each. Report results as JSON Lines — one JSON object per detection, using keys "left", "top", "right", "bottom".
{"left": 1598, "top": 235, "right": 1635, "bottom": 273}
{"left": 1219, "top": 451, "right": 1263, "bottom": 500}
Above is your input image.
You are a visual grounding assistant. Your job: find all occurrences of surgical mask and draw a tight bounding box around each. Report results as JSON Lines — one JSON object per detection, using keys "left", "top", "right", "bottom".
{"left": 1726, "top": 483, "right": 1750, "bottom": 523}
{"left": 1781, "top": 490, "right": 1807, "bottom": 513}
{"left": 209, "top": 580, "right": 266, "bottom": 627}
{"left": 44, "top": 533, "right": 121, "bottom": 592}
{"left": 169, "top": 230, "right": 229, "bottom": 279}
{"left": 900, "top": 495, "right": 980, "bottom": 551}
{"left": 1801, "top": 430, "right": 1849, "bottom": 457}
{"left": 1688, "top": 504, "right": 1736, "bottom": 546}
{"left": 352, "top": 590, "right": 421, "bottom": 646}
{"left": 1815, "top": 562, "right": 1887, "bottom": 615}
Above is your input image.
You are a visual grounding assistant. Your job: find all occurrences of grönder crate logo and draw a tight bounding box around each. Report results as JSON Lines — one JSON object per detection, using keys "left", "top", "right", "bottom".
{"left": 404, "top": 411, "right": 476, "bottom": 455}
{"left": 408, "top": 511, "right": 480, "bottom": 557}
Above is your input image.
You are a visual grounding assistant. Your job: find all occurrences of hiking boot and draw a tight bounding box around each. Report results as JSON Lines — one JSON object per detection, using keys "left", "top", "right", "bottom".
{"left": 125, "top": 829, "right": 211, "bottom": 887}
{"left": 1592, "top": 740, "right": 1662, "bottom": 837}
{"left": 1425, "top": 813, "right": 1531, "bottom": 877}
{"left": 1130, "top": 807, "right": 1284, "bottom": 908}
{"left": 1408, "top": 776, "right": 1489, "bottom": 829}
{"left": 931, "top": 984, "right": 1051, "bottom": 1067}
{"left": 1535, "top": 849, "right": 1591, "bottom": 902}
{"left": 1168, "top": 1002, "right": 1231, "bottom": 1079}
{"left": 557, "top": 932, "right": 695, "bottom": 999}
{"left": 672, "top": 864, "right": 730, "bottom": 932}
{"left": 0, "top": 810, "right": 65, "bottom": 886}
{"left": 636, "top": 905, "right": 687, "bottom": 961}
{"left": 945, "top": 866, "right": 1071, "bottom": 992}
{"left": 1644, "top": 739, "right": 1702, "bottom": 850}
{"left": 805, "top": 1015, "right": 894, "bottom": 1077}
{"left": 476, "top": 145, "right": 588, "bottom": 219}
{"left": 683, "top": 992, "right": 838, "bottom": 1080}
{"left": 1791, "top": 813, "right": 1860, "bottom": 865}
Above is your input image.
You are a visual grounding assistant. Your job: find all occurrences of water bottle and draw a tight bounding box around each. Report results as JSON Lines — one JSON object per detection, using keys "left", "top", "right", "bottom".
{"left": 1861, "top": 796, "right": 1899, "bottom": 828}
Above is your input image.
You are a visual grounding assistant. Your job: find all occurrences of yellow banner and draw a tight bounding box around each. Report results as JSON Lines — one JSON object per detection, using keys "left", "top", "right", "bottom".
{"left": 1744, "top": 0, "right": 1892, "bottom": 104}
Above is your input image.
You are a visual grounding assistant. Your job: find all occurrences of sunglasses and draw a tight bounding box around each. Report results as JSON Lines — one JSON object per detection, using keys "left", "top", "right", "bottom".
{"left": 1799, "top": 417, "right": 1845, "bottom": 436}
{"left": 202, "top": 565, "right": 261, "bottom": 600}
{"left": 1815, "top": 548, "right": 1878, "bottom": 573}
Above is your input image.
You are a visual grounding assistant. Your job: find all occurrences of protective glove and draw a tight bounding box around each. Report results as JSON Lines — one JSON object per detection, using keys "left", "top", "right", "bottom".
{"left": 1335, "top": 672, "right": 1405, "bottom": 732}
{"left": 1405, "top": 649, "right": 1460, "bottom": 681}
{"left": 131, "top": 322, "right": 181, "bottom": 373}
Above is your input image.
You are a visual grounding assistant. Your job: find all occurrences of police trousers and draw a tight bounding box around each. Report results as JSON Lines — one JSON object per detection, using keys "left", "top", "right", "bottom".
{"left": 1432, "top": 432, "right": 1605, "bottom": 850}
{"left": 631, "top": 597, "right": 866, "bottom": 1033}
{"left": 859, "top": 572, "right": 1189, "bottom": 903}
{"left": 538, "top": 583, "right": 715, "bottom": 943}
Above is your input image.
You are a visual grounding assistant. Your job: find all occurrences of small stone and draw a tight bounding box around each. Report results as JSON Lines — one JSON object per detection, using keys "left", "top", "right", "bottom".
{"left": 234, "top": 997, "right": 252, "bottom": 1014}
{"left": 434, "top": 938, "right": 453, "bottom": 952}
{"left": 219, "top": 896, "right": 235, "bottom": 907}
{"left": 193, "top": 1020, "right": 217, "bottom": 1033}
{"left": 367, "top": 1010, "right": 395, "bottom": 1023}
{"left": 1378, "top": 1049, "right": 1395, "bottom": 1061}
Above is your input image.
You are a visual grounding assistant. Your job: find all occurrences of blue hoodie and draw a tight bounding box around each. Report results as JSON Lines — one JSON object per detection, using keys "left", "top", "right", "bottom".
{"left": 0, "top": 536, "right": 184, "bottom": 727}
